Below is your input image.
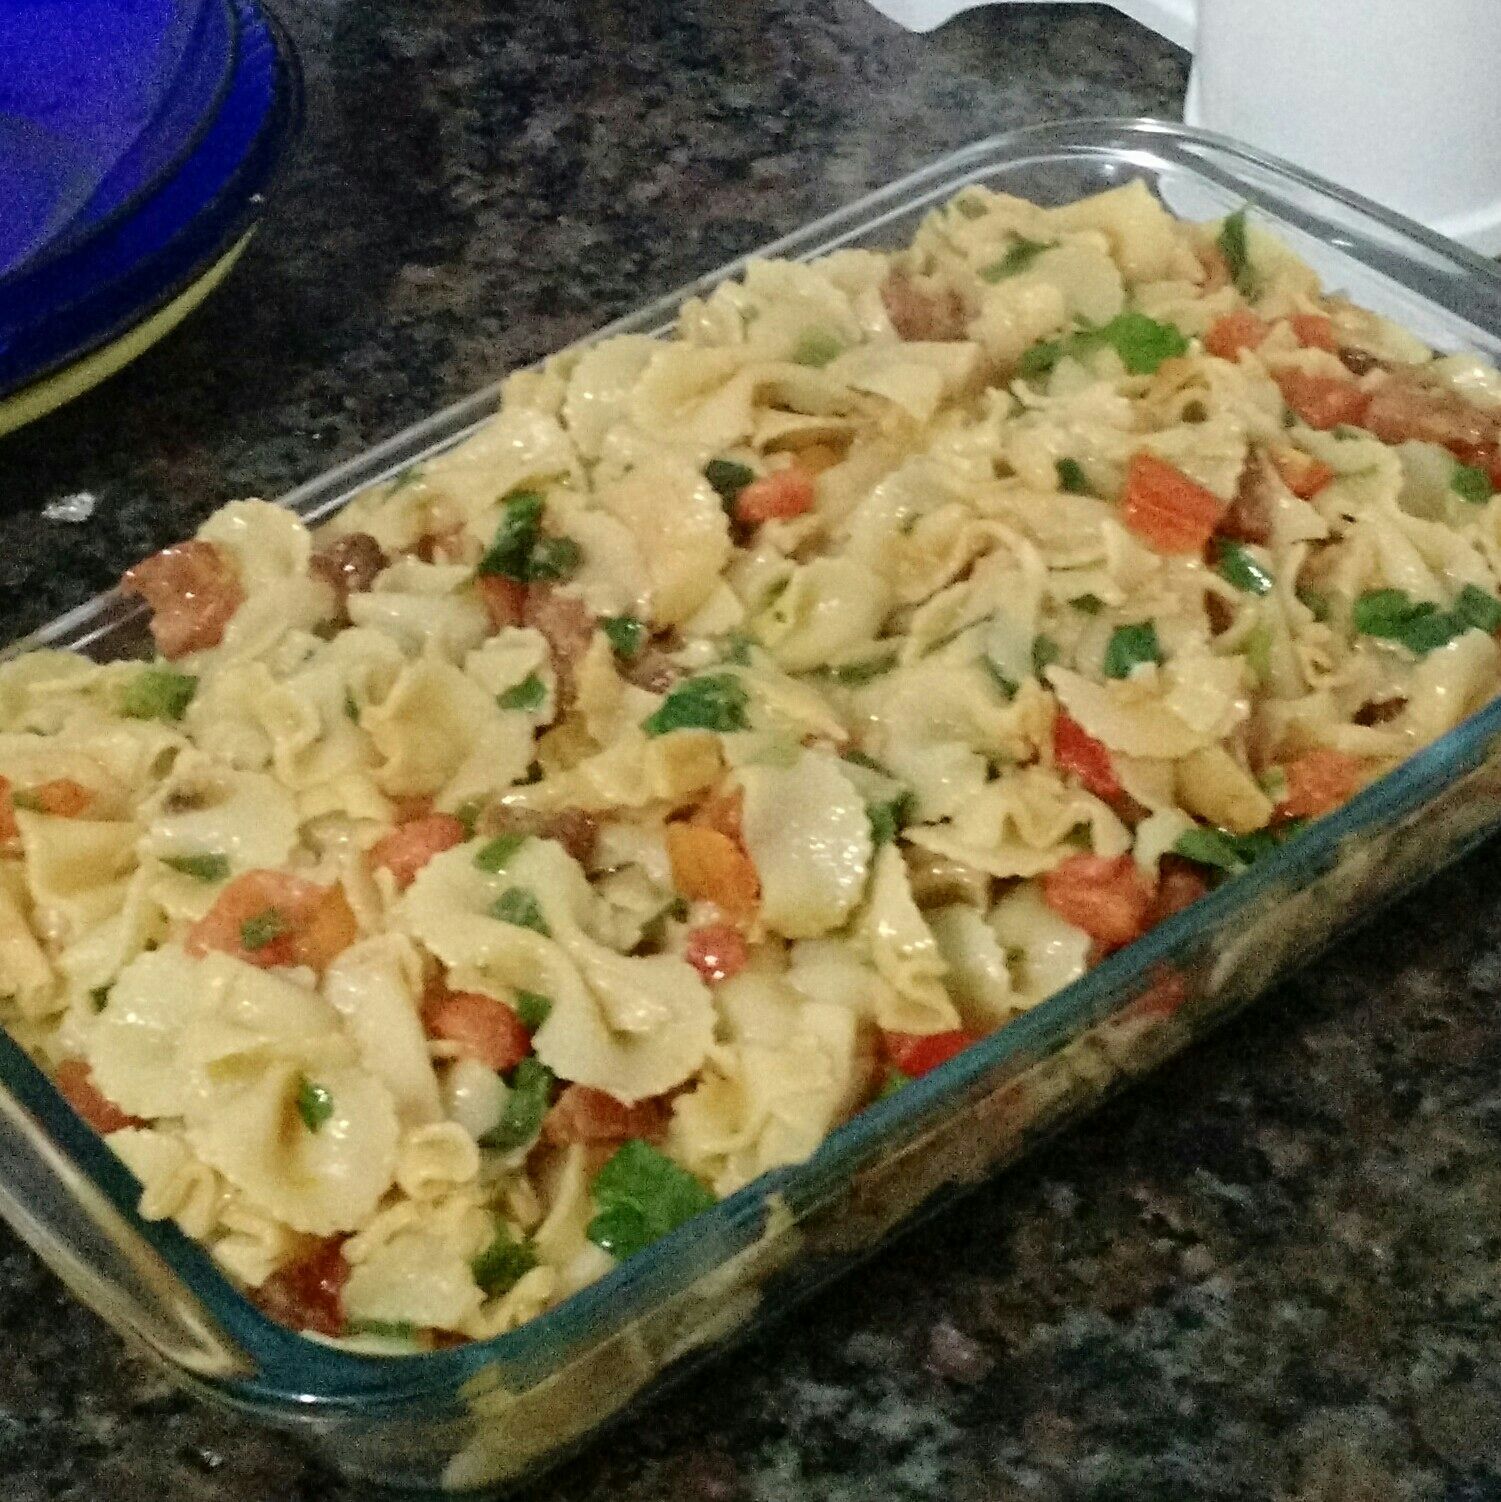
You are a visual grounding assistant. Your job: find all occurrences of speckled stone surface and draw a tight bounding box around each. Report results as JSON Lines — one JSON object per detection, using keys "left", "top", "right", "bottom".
{"left": 2, "top": 3, "right": 1499, "bottom": 1500}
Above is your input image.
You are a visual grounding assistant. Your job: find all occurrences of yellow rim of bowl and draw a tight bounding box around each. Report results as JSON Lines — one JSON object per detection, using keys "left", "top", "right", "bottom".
{"left": 0, "top": 231, "right": 255, "bottom": 440}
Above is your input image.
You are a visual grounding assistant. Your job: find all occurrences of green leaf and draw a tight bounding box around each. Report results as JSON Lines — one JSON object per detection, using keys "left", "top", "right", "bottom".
{"left": 452, "top": 799, "right": 483, "bottom": 838}
{"left": 470, "top": 1224, "right": 537, "bottom": 1296}
{"left": 981, "top": 657, "right": 1019, "bottom": 699}
{"left": 474, "top": 833, "right": 527, "bottom": 872}
{"left": 1218, "top": 208, "right": 1257, "bottom": 296}
{"left": 480, "top": 1058, "right": 555, "bottom": 1152}
{"left": 514, "top": 990, "right": 552, "bottom": 1030}
{"left": 345, "top": 1319, "right": 417, "bottom": 1342}
{"left": 1031, "top": 634, "right": 1061, "bottom": 675}
{"left": 719, "top": 631, "right": 754, "bottom": 666}
{"left": 1055, "top": 457, "right": 1092, "bottom": 495}
{"left": 497, "top": 673, "right": 546, "bottom": 711}
{"left": 120, "top": 667, "right": 197, "bottom": 722}
{"left": 704, "top": 459, "right": 755, "bottom": 510}
{"left": 586, "top": 1140, "right": 716, "bottom": 1262}
{"left": 525, "top": 535, "right": 583, "bottom": 582}
{"left": 1452, "top": 463, "right": 1494, "bottom": 505}
{"left": 601, "top": 614, "right": 646, "bottom": 660}
{"left": 477, "top": 491, "right": 544, "bottom": 579}
{"left": 1020, "top": 313, "right": 1189, "bottom": 380}
{"left": 240, "top": 909, "right": 287, "bottom": 951}
{"left": 810, "top": 654, "right": 897, "bottom": 687}
{"left": 868, "top": 791, "right": 914, "bottom": 848}
{"left": 161, "top": 852, "right": 229, "bottom": 883}
{"left": 979, "top": 237, "right": 1050, "bottom": 282}
{"left": 1215, "top": 540, "right": 1274, "bottom": 595}
{"left": 1174, "top": 821, "right": 1299, "bottom": 873}
{"left": 490, "top": 887, "right": 550, "bottom": 936}
{"left": 641, "top": 674, "right": 750, "bottom": 736}
{"left": 877, "top": 1067, "right": 911, "bottom": 1100}
{"left": 1103, "top": 621, "right": 1161, "bottom": 679}
{"left": 1351, "top": 588, "right": 1467, "bottom": 655}
{"left": 792, "top": 329, "right": 844, "bottom": 368}
{"left": 1455, "top": 583, "right": 1501, "bottom": 633}
{"left": 1070, "top": 593, "right": 1104, "bottom": 615}
{"left": 296, "top": 1076, "right": 334, "bottom": 1132}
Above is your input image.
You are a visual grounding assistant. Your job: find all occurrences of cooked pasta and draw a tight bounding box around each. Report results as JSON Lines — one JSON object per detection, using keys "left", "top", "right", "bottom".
{"left": 6, "top": 180, "right": 1501, "bottom": 1350}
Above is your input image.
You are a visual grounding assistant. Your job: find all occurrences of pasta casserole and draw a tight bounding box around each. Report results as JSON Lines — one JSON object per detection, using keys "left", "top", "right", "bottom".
{"left": 5, "top": 180, "right": 1501, "bottom": 1352}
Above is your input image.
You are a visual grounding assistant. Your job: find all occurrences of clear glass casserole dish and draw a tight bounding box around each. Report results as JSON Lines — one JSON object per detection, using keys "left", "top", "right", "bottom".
{"left": 7, "top": 117, "right": 1501, "bottom": 1493}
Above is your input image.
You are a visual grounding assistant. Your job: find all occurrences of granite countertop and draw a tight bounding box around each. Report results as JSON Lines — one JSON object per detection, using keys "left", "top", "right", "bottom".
{"left": 2, "top": 3, "right": 1499, "bottom": 1499}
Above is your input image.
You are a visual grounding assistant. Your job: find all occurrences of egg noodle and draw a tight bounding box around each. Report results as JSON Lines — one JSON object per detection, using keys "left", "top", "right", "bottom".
{"left": 4, "top": 181, "right": 1501, "bottom": 1350}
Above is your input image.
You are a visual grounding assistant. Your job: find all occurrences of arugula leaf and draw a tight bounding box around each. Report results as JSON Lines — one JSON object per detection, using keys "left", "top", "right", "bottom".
{"left": 480, "top": 1058, "right": 555, "bottom": 1152}
{"left": 240, "top": 909, "right": 287, "bottom": 951}
{"left": 1455, "top": 583, "right": 1501, "bottom": 633}
{"left": 1019, "top": 312, "right": 1189, "bottom": 379}
{"left": 1218, "top": 208, "right": 1257, "bottom": 296}
{"left": 979, "top": 237, "right": 1050, "bottom": 283}
{"left": 1452, "top": 463, "right": 1494, "bottom": 505}
{"left": 641, "top": 674, "right": 749, "bottom": 736}
{"left": 296, "top": 1077, "right": 333, "bottom": 1132}
{"left": 1173, "top": 821, "right": 1301, "bottom": 873}
{"left": 586, "top": 1140, "right": 716, "bottom": 1261}
{"left": 704, "top": 459, "right": 755, "bottom": 510}
{"left": 526, "top": 536, "right": 582, "bottom": 582}
{"left": 474, "top": 833, "right": 526, "bottom": 872}
{"left": 477, "top": 491, "right": 544, "bottom": 579}
{"left": 121, "top": 667, "right": 197, "bottom": 723}
{"left": 161, "top": 852, "right": 229, "bottom": 883}
{"left": 868, "top": 791, "right": 914, "bottom": 848}
{"left": 601, "top": 614, "right": 646, "bottom": 660}
{"left": 491, "top": 887, "right": 549, "bottom": 935}
{"left": 791, "top": 329, "right": 844, "bottom": 368}
{"left": 1351, "top": 588, "right": 1471, "bottom": 655}
{"left": 497, "top": 673, "right": 546, "bottom": 711}
{"left": 514, "top": 990, "right": 552, "bottom": 1030}
{"left": 1055, "top": 457, "right": 1092, "bottom": 495}
{"left": 1215, "top": 540, "right": 1274, "bottom": 595}
{"left": 1103, "top": 621, "right": 1162, "bottom": 679}
{"left": 470, "top": 1223, "right": 537, "bottom": 1296}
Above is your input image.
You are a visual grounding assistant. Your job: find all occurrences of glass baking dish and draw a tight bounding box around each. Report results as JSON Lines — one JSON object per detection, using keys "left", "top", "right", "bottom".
{"left": 8, "top": 117, "right": 1501, "bottom": 1493}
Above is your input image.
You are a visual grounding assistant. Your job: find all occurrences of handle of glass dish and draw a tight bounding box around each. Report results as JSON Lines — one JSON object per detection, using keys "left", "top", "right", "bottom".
{"left": 0, "top": 1088, "right": 253, "bottom": 1378}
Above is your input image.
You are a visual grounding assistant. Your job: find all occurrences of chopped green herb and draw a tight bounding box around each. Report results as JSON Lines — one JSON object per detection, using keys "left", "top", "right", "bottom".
{"left": 452, "top": 799, "right": 482, "bottom": 838}
{"left": 491, "top": 887, "right": 549, "bottom": 935}
{"left": 514, "top": 990, "right": 552, "bottom": 1030}
{"left": 1218, "top": 208, "right": 1257, "bottom": 296}
{"left": 1103, "top": 621, "right": 1161, "bottom": 679}
{"left": 792, "top": 329, "right": 844, "bottom": 368}
{"left": 526, "top": 535, "right": 583, "bottom": 582}
{"left": 477, "top": 491, "right": 544, "bottom": 579}
{"left": 981, "top": 656, "right": 1019, "bottom": 699}
{"left": 1243, "top": 623, "right": 1273, "bottom": 686}
{"left": 1215, "top": 540, "right": 1274, "bottom": 595}
{"left": 161, "top": 852, "right": 229, "bottom": 883}
{"left": 601, "top": 614, "right": 647, "bottom": 660}
{"left": 1173, "top": 821, "right": 1299, "bottom": 873}
{"left": 1031, "top": 634, "right": 1061, "bottom": 676}
{"left": 980, "top": 237, "right": 1050, "bottom": 283}
{"left": 480, "top": 1058, "right": 555, "bottom": 1152}
{"left": 296, "top": 1076, "right": 334, "bottom": 1132}
{"left": 343, "top": 689, "right": 360, "bottom": 722}
{"left": 497, "top": 673, "right": 546, "bottom": 711}
{"left": 877, "top": 1067, "right": 911, "bottom": 1100}
{"left": 1019, "top": 312, "right": 1189, "bottom": 379}
{"left": 474, "top": 833, "right": 527, "bottom": 873}
{"left": 1455, "top": 583, "right": 1501, "bottom": 633}
{"left": 641, "top": 673, "right": 749, "bottom": 736}
{"left": 811, "top": 654, "right": 897, "bottom": 687}
{"left": 704, "top": 459, "right": 755, "bottom": 510}
{"left": 240, "top": 909, "right": 287, "bottom": 952}
{"left": 345, "top": 1319, "right": 417, "bottom": 1341}
{"left": 89, "top": 985, "right": 111, "bottom": 1014}
{"left": 586, "top": 1139, "right": 716, "bottom": 1262}
{"left": 719, "top": 631, "right": 754, "bottom": 666}
{"left": 1452, "top": 463, "right": 1494, "bottom": 505}
{"left": 1070, "top": 593, "right": 1105, "bottom": 616}
{"left": 1297, "top": 586, "right": 1331, "bottom": 622}
{"left": 471, "top": 1224, "right": 537, "bottom": 1297}
{"left": 868, "top": 791, "right": 914, "bottom": 848}
{"left": 1055, "top": 457, "right": 1092, "bottom": 495}
{"left": 9, "top": 791, "right": 41, "bottom": 813}
{"left": 120, "top": 667, "right": 198, "bottom": 722}
{"left": 1351, "top": 588, "right": 1470, "bottom": 655}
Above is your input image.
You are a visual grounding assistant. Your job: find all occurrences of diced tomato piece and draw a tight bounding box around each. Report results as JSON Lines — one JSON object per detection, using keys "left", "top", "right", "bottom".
{"left": 1361, "top": 376, "right": 1498, "bottom": 458}
{"left": 476, "top": 574, "right": 528, "bottom": 631}
{"left": 1273, "top": 369, "right": 1370, "bottom": 431}
{"left": 666, "top": 822, "right": 760, "bottom": 925}
{"left": 186, "top": 870, "right": 357, "bottom": 971}
{"left": 121, "top": 539, "right": 245, "bottom": 659}
{"left": 1042, "top": 853, "right": 1154, "bottom": 951}
{"left": 368, "top": 814, "right": 468, "bottom": 890}
{"left": 54, "top": 1059, "right": 141, "bottom": 1134}
{"left": 1204, "top": 309, "right": 1269, "bottom": 361}
{"left": 310, "top": 533, "right": 386, "bottom": 599}
{"left": 29, "top": 779, "right": 93, "bottom": 818}
{"left": 734, "top": 469, "right": 816, "bottom": 526}
{"left": 1053, "top": 711, "right": 1122, "bottom": 802}
{"left": 1269, "top": 445, "right": 1336, "bottom": 499}
{"left": 1276, "top": 748, "right": 1365, "bottom": 820}
{"left": 423, "top": 988, "right": 532, "bottom": 1073}
{"left": 1121, "top": 451, "right": 1224, "bottom": 555}
{"left": 683, "top": 923, "right": 748, "bottom": 984}
{"left": 881, "top": 1029, "right": 980, "bottom": 1078}
{"left": 1288, "top": 314, "right": 1338, "bottom": 352}
{"left": 253, "top": 1237, "right": 349, "bottom": 1337}
{"left": 543, "top": 1084, "right": 668, "bottom": 1146}
{"left": 1150, "top": 858, "right": 1210, "bottom": 926}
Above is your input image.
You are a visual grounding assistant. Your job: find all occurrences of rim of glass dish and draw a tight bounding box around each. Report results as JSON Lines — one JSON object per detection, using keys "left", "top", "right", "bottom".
{"left": 13, "top": 115, "right": 1501, "bottom": 1410}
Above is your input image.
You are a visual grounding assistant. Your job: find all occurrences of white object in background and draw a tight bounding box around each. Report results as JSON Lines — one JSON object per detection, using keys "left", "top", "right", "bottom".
{"left": 863, "top": 0, "right": 1501, "bottom": 254}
